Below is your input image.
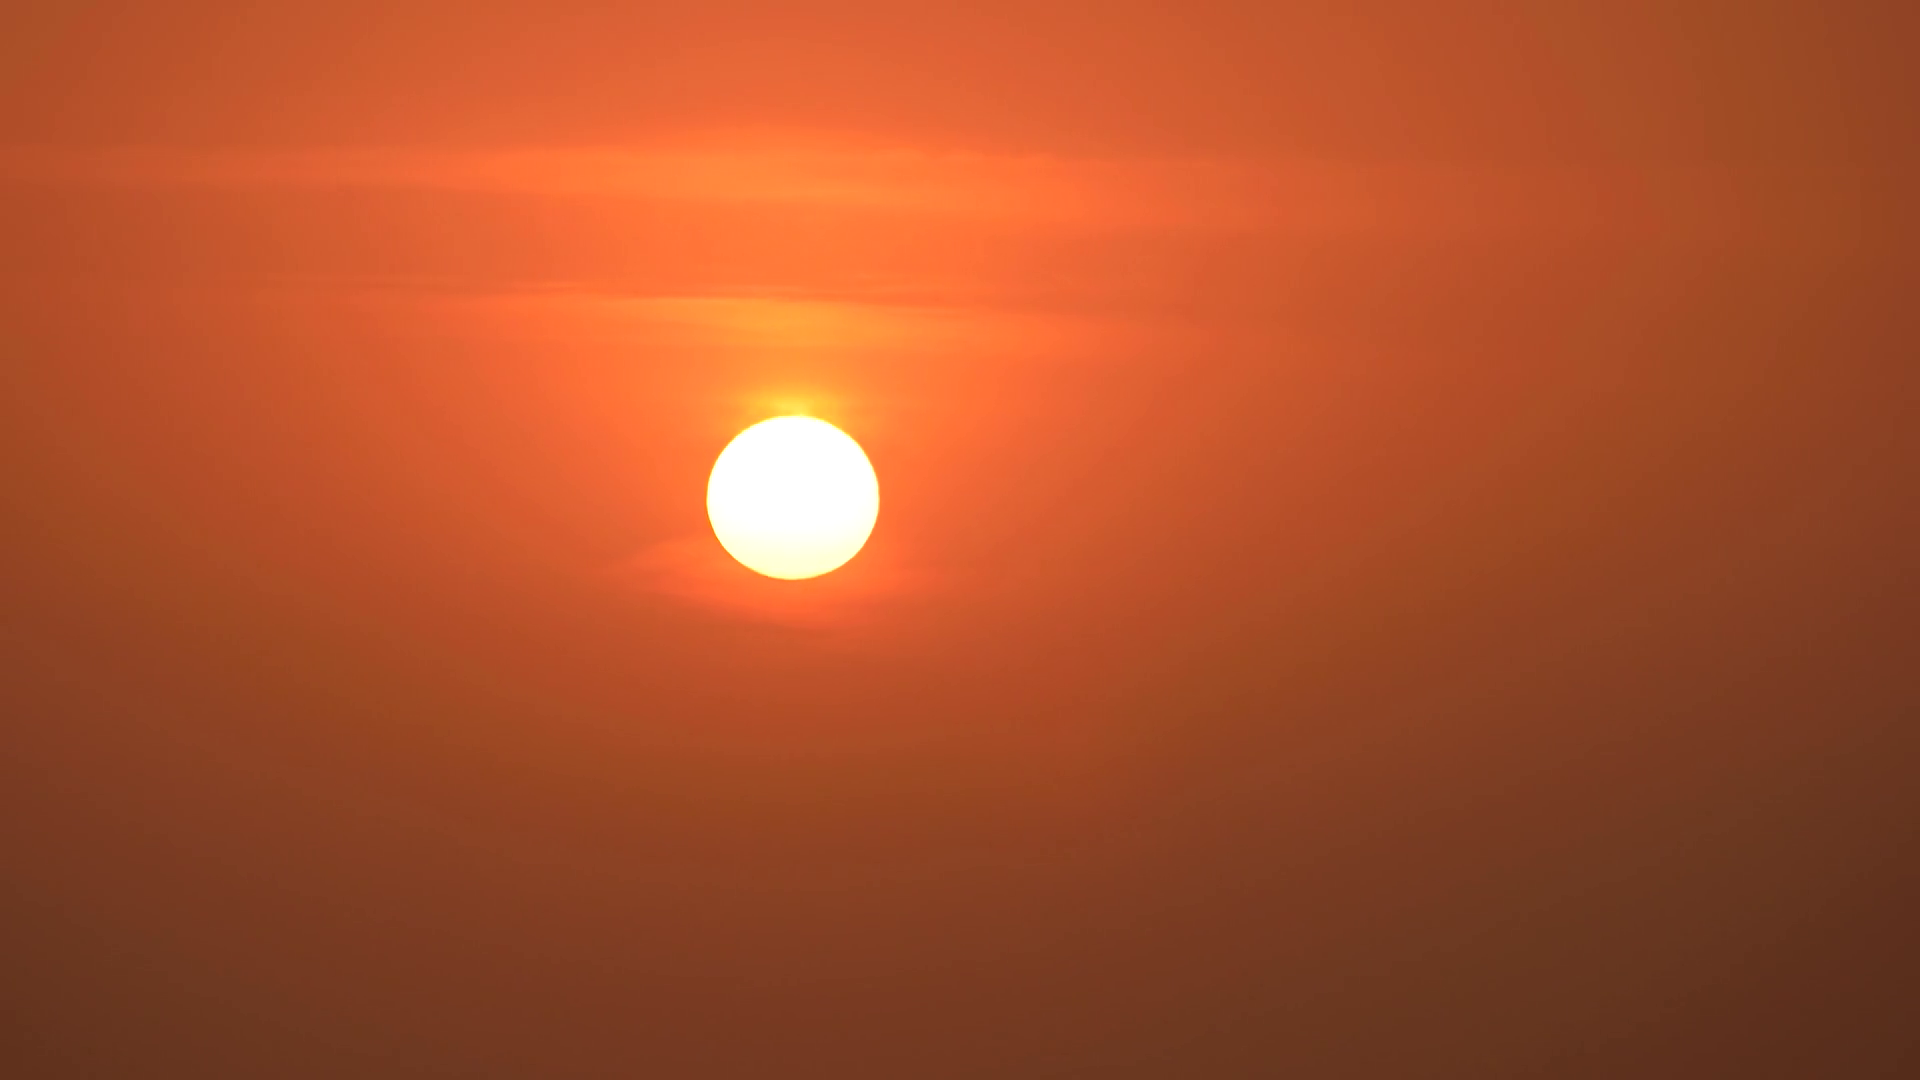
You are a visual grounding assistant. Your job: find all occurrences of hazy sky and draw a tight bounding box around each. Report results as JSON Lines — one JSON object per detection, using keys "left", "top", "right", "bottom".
{"left": 3, "top": 4, "right": 1914, "bottom": 1076}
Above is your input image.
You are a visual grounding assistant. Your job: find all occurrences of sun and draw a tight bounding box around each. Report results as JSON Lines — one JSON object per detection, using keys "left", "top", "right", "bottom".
{"left": 706, "top": 416, "right": 879, "bottom": 580}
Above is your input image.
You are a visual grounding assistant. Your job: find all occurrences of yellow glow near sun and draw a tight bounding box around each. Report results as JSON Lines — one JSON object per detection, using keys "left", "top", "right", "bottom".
{"left": 706, "top": 416, "right": 879, "bottom": 580}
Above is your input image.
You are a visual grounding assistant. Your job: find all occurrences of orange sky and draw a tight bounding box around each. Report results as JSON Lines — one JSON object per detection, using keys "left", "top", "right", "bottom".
{"left": 3, "top": 4, "right": 1915, "bottom": 1076}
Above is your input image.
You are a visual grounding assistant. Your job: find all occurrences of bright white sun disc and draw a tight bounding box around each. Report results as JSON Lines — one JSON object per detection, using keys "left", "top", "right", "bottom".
{"left": 706, "top": 416, "right": 879, "bottom": 580}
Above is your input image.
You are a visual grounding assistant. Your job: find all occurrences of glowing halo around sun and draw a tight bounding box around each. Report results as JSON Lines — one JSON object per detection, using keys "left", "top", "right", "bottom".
{"left": 706, "top": 416, "right": 879, "bottom": 580}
